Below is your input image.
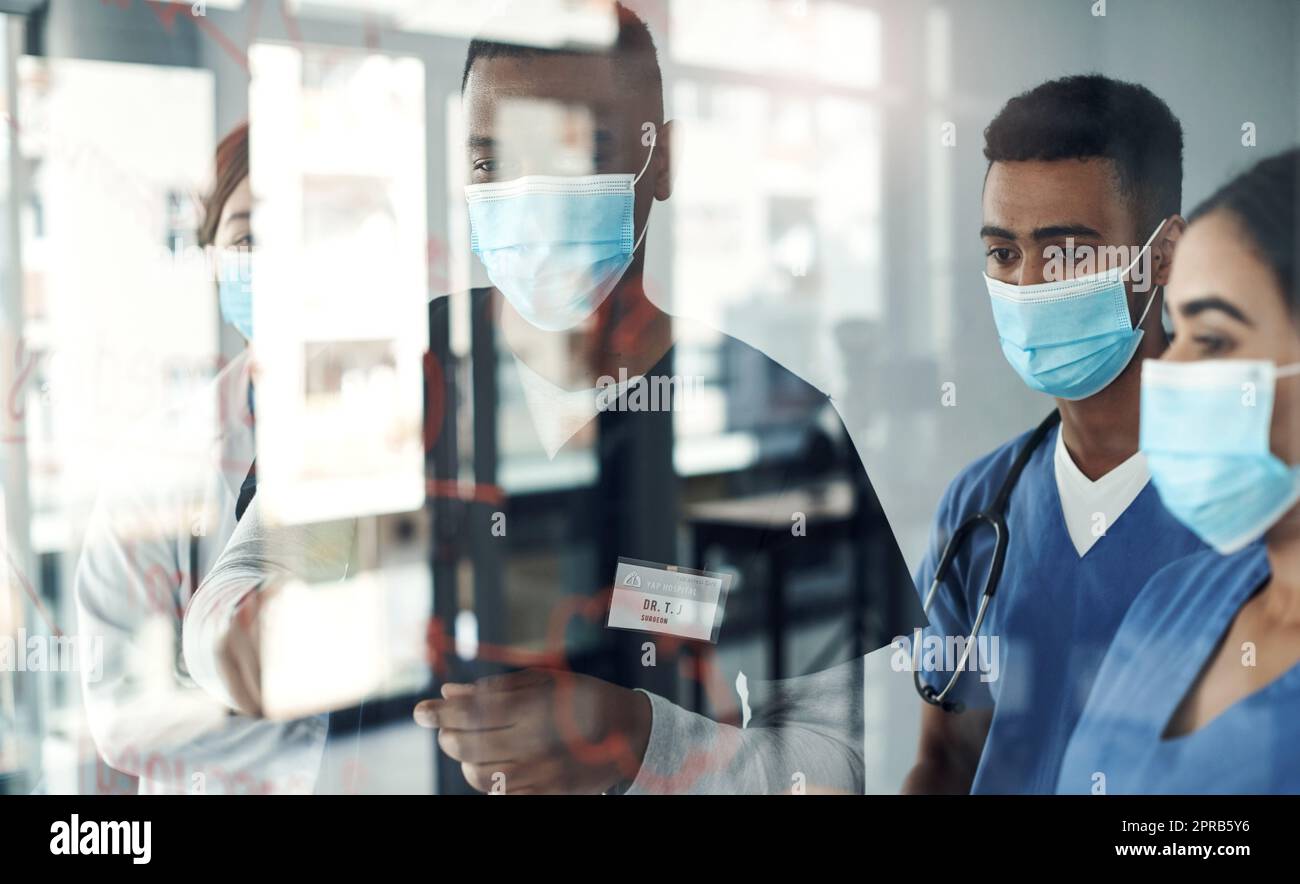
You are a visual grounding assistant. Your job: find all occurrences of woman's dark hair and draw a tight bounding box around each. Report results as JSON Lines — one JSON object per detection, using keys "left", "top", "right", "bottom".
{"left": 198, "top": 123, "right": 249, "bottom": 248}
{"left": 1188, "top": 148, "right": 1299, "bottom": 312}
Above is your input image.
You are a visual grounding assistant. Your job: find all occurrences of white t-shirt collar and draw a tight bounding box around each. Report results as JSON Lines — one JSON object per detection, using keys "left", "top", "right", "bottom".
{"left": 1052, "top": 425, "right": 1150, "bottom": 557}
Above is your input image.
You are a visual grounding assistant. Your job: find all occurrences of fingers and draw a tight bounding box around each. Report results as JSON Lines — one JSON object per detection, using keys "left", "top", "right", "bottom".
{"left": 471, "top": 669, "right": 554, "bottom": 694}
{"left": 459, "top": 758, "right": 564, "bottom": 794}
{"left": 459, "top": 761, "right": 513, "bottom": 793}
{"left": 413, "top": 700, "right": 437, "bottom": 727}
{"left": 415, "top": 689, "right": 534, "bottom": 731}
{"left": 437, "top": 724, "right": 547, "bottom": 765}
{"left": 415, "top": 669, "right": 555, "bottom": 729}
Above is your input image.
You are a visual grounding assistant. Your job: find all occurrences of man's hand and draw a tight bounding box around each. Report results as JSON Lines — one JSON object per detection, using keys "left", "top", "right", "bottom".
{"left": 413, "top": 669, "right": 652, "bottom": 795}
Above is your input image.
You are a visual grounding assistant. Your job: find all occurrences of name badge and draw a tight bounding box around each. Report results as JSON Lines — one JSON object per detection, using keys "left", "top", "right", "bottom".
{"left": 607, "top": 557, "right": 731, "bottom": 643}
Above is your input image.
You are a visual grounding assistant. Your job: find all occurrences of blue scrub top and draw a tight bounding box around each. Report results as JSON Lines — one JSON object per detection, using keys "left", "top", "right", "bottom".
{"left": 914, "top": 422, "right": 1206, "bottom": 793}
{"left": 1057, "top": 544, "right": 1300, "bottom": 794}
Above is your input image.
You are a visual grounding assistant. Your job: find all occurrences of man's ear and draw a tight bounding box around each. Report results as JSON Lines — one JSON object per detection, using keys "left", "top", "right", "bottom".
{"left": 653, "top": 119, "right": 674, "bottom": 202}
{"left": 1153, "top": 214, "right": 1186, "bottom": 287}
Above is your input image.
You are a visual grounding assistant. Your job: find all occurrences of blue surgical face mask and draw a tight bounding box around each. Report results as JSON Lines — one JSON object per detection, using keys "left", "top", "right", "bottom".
{"left": 985, "top": 220, "right": 1166, "bottom": 400}
{"left": 217, "top": 249, "right": 253, "bottom": 340}
{"left": 465, "top": 139, "right": 655, "bottom": 332}
{"left": 1141, "top": 357, "right": 1300, "bottom": 554}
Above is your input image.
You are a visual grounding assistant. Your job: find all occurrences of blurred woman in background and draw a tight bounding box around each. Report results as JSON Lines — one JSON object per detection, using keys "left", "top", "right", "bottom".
{"left": 74, "top": 124, "right": 328, "bottom": 794}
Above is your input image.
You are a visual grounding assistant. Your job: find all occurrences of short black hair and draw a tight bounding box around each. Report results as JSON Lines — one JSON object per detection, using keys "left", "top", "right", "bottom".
{"left": 461, "top": 2, "right": 664, "bottom": 123}
{"left": 983, "top": 74, "right": 1184, "bottom": 236}
{"left": 1189, "top": 148, "right": 1300, "bottom": 315}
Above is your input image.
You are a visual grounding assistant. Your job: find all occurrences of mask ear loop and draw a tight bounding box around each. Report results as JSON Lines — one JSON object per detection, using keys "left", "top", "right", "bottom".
{"left": 633, "top": 133, "right": 657, "bottom": 186}
{"left": 631, "top": 217, "right": 651, "bottom": 254}
{"left": 1127, "top": 217, "right": 1169, "bottom": 332}
{"left": 628, "top": 133, "right": 658, "bottom": 253}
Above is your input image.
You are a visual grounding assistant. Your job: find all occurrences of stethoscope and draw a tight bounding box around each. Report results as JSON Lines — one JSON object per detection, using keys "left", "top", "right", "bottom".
{"left": 913, "top": 409, "right": 1062, "bottom": 713}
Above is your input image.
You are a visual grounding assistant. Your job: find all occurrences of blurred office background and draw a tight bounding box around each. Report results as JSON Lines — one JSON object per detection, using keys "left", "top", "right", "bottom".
{"left": 0, "top": 0, "right": 1297, "bottom": 794}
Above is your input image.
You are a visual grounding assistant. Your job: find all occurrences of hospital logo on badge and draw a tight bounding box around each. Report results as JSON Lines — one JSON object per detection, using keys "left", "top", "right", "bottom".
{"left": 607, "top": 558, "right": 731, "bottom": 643}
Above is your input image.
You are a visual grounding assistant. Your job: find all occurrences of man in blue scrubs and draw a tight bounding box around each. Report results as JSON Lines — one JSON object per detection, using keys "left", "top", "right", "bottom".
{"left": 904, "top": 75, "right": 1207, "bottom": 794}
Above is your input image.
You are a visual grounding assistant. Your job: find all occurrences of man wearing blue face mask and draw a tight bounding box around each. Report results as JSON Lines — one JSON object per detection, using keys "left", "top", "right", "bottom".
{"left": 407, "top": 1, "right": 925, "bottom": 796}
{"left": 183, "top": 1, "right": 923, "bottom": 795}
{"left": 904, "top": 75, "right": 1209, "bottom": 794}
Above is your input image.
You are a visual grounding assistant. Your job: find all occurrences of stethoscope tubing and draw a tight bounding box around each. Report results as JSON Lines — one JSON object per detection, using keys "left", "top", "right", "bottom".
{"left": 914, "top": 410, "right": 1061, "bottom": 712}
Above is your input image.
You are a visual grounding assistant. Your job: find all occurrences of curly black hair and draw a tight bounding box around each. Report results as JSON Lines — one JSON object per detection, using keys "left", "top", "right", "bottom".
{"left": 983, "top": 74, "right": 1184, "bottom": 237}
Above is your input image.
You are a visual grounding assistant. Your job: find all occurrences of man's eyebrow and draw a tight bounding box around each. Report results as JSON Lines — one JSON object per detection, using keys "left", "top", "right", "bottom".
{"left": 1031, "top": 223, "right": 1102, "bottom": 240}
{"left": 468, "top": 135, "right": 495, "bottom": 150}
{"left": 1179, "top": 295, "right": 1254, "bottom": 326}
{"left": 979, "top": 224, "right": 1016, "bottom": 240}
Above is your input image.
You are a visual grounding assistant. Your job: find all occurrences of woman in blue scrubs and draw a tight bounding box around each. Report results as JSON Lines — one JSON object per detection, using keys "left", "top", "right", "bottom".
{"left": 1058, "top": 148, "right": 1300, "bottom": 794}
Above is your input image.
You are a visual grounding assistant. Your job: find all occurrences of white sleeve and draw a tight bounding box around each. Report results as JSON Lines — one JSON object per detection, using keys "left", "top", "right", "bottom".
{"left": 625, "top": 656, "right": 864, "bottom": 795}
{"left": 75, "top": 482, "right": 323, "bottom": 792}
{"left": 182, "top": 496, "right": 357, "bottom": 712}
{"left": 75, "top": 487, "right": 223, "bottom": 773}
